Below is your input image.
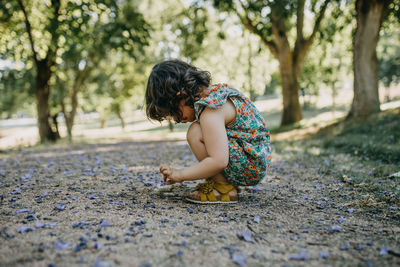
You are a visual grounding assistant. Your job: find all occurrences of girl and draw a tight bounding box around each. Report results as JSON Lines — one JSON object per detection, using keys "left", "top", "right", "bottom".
{"left": 145, "top": 59, "right": 271, "bottom": 204}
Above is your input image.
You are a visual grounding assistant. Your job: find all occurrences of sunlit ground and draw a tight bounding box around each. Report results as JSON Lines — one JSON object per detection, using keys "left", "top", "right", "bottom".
{"left": 0, "top": 86, "right": 399, "bottom": 150}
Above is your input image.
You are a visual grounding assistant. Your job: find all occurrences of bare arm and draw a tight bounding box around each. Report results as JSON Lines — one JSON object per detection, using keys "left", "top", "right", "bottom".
{"left": 161, "top": 105, "right": 230, "bottom": 183}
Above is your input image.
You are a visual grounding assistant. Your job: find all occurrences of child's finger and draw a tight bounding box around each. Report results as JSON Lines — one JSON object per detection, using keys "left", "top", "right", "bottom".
{"left": 160, "top": 166, "right": 167, "bottom": 173}
{"left": 166, "top": 179, "right": 175, "bottom": 185}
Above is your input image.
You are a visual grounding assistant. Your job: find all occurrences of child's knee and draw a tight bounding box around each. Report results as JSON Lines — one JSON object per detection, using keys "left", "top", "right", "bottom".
{"left": 186, "top": 122, "right": 202, "bottom": 143}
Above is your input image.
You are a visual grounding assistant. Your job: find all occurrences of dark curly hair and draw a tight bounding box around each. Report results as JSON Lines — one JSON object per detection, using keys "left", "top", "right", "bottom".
{"left": 145, "top": 59, "right": 211, "bottom": 122}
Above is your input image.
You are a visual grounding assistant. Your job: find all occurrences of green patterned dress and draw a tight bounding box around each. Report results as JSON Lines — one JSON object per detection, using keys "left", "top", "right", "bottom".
{"left": 194, "top": 83, "right": 271, "bottom": 186}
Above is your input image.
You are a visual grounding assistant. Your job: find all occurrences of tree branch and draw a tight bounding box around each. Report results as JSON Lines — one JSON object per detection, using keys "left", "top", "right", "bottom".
{"left": 236, "top": 7, "right": 279, "bottom": 58}
{"left": 270, "top": 9, "right": 290, "bottom": 54}
{"left": 17, "top": 0, "right": 38, "bottom": 65}
{"left": 46, "top": 0, "right": 61, "bottom": 66}
{"left": 305, "top": 0, "right": 331, "bottom": 48}
{"left": 297, "top": 0, "right": 306, "bottom": 41}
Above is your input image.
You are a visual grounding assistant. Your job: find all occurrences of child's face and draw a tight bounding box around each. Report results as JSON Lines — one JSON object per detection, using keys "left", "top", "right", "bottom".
{"left": 177, "top": 98, "right": 195, "bottom": 123}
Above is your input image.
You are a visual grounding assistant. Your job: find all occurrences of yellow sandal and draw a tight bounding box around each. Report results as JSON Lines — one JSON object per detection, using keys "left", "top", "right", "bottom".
{"left": 186, "top": 179, "right": 238, "bottom": 204}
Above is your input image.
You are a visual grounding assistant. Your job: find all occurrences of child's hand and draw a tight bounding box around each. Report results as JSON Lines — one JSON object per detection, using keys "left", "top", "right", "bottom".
{"left": 160, "top": 166, "right": 184, "bottom": 185}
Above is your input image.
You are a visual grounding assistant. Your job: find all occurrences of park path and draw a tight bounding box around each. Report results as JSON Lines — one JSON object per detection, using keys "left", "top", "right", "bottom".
{"left": 0, "top": 140, "right": 399, "bottom": 267}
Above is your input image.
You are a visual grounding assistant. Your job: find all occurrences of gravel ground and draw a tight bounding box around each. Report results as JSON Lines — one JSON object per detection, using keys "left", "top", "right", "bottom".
{"left": 0, "top": 140, "right": 399, "bottom": 267}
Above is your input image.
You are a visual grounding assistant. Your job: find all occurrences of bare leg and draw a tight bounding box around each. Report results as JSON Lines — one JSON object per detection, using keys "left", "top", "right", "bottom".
{"left": 186, "top": 122, "right": 236, "bottom": 198}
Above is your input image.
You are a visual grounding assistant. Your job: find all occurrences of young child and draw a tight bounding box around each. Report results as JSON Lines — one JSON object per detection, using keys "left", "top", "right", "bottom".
{"left": 145, "top": 59, "right": 271, "bottom": 204}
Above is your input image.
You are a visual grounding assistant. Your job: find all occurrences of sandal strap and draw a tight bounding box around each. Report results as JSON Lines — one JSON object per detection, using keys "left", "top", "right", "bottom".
{"left": 198, "top": 179, "right": 217, "bottom": 202}
{"left": 214, "top": 183, "right": 235, "bottom": 194}
{"left": 195, "top": 179, "right": 236, "bottom": 202}
{"left": 214, "top": 183, "right": 235, "bottom": 202}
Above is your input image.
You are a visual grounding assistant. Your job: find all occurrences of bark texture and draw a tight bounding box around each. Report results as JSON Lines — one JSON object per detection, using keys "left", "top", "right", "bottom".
{"left": 349, "top": 0, "right": 392, "bottom": 119}
{"left": 18, "top": 0, "right": 61, "bottom": 142}
{"left": 36, "top": 59, "right": 58, "bottom": 141}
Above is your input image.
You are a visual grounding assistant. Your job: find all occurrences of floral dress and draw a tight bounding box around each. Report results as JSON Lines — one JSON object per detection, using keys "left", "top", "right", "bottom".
{"left": 194, "top": 83, "right": 271, "bottom": 186}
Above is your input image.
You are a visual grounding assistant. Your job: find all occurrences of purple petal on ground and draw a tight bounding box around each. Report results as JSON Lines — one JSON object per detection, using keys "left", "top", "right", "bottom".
{"left": 389, "top": 206, "right": 400, "bottom": 210}
{"left": 223, "top": 245, "right": 239, "bottom": 256}
{"left": 99, "top": 220, "right": 111, "bottom": 227}
{"left": 63, "top": 170, "right": 75, "bottom": 175}
{"left": 232, "top": 252, "right": 247, "bottom": 266}
{"left": 252, "top": 186, "right": 262, "bottom": 193}
{"left": 187, "top": 207, "right": 195, "bottom": 213}
{"left": 253, "top": 216, "right": 260, "bottom": 223}
{"left": 13, "top": 208, "right": 34, "bottom": 215}
{"left": 35, "top": 221, "right": 45, "bottom": 228}
{"left": 364, "top": 259, "right": 373, "bottom": 267}
{"left": 237, "top": 231, "right": 255, "bottom": 243}
{"left": 53, "top": 190, "right": 62, "bottom": 195}
{"left": 181, "top": 232, "right": 191, "bottom": 237}
{"left": 94, "top": 242, "right": 102, "bottom": 250}
{"left": 330, "top": 225, "right": 342, "bottom": 232}
{"left": 89, "top": 195, "right": 102, "bottom": 199}
{"left": 21, "top": 173, "right": 33, "bottom": 183}
{"left": 346, "top": 208, "right": 354, "bottom": 213}
{"left": 17, "top": 226, "right": 35, "bottom": 234}
{"left": 92, "top": 257, "right": 114, "bottom": 267}
{"left": 338, "top": 216, "right": 347, "bottom": 223}
{"left": 10, "top": 188, "right": 21, "bottom": 195}
{"left": 319, "top": 252, "right": 329, "bottom": 259}
{"left": 55, "top": 202, "right": 66, "bottom": 211}
{"left": 380, "top": 246, "right": 389, "bottom": 255}
{"left": 175, "top": 250, "right": 183, "bottom": 256}
{"left": 288, "top": 250, "right": 309, "bottom": 260}
{"left": 73, "top": 221, "right": 90, "bottom": 229}
{"left": 40, "top": 192, "right": 49, "bottom": 198}
{"left": 109, "top": 200, "right": 121, "bottom": 205}
{"left": 54, "top": 241, "right": 72, "bottom": 250}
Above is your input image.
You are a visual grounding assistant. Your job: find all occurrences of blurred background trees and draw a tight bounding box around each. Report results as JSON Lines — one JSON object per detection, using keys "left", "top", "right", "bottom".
{"left": 0, "top": 0, "right": 399, "bottom": 143}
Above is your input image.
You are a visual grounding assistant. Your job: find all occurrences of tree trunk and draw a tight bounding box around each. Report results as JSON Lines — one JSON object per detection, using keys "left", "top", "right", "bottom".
{"left": 276, "top": 36, "right": 302, "bottom": 126}
{"left": 52, "top": 113, "right": 61, "bottom": 139}
{"left": 18, "top": 0, "right": 61, "bottom": 143}
{"left": 36, "top": 60, "right": 58, "bottom": 142}
{"left": 100, "top": 118, "right": 106, "bottom": 129}
{"left": 115, "top": 106, "right": 126, "bottom": 129}
{"left": 64, "top": 60, "right": 91, "bottom": 141}
{"left": 239, "top": 0, "right": 329, "bottom": 126}
{"left": 168, "top": 119, "right": 174, "bottom": 132}
{"left": 278, "top": 58, "right": 302, "bottom": 126}
{"left": 348, "top": 0, "right": 391, "bottom": 119}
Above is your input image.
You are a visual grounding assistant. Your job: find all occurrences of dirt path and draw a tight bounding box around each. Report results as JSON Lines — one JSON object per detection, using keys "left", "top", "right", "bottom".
{"left": 0, "top": 140, "right": 399, "bottom": 267}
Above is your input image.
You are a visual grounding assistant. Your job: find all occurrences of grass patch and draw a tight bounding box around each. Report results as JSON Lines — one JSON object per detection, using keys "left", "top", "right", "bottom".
{"left": 273, "top": 107, "right": 400, "bottom": 207}
{"left": 320, "top": 107, "right": 400, "bottom": 164}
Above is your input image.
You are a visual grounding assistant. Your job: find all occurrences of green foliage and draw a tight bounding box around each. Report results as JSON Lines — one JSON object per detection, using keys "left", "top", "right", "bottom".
{"left": 0, "top": 67, "right": 35, "bottom": 118}
{"left": 52, "top": 0, "right": 150, "bottom": 109}
{"left": 379, "top": 14, "right": 400, "bottom": 87}
{"left": 264, "top": 71, "right": 280, "bottom": 95}
{"left": 0, "top": 0, "right": 150, "bottom": 137}
{"left": 173, "top": 5, "right": 209, "bottom": 61}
